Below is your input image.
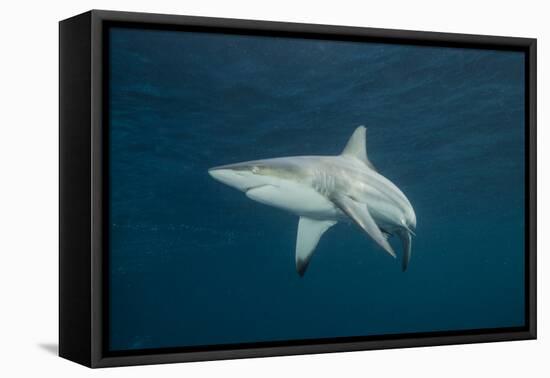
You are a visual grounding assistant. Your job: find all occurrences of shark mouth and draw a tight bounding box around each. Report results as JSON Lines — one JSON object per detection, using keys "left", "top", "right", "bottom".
{"left": 245, "top": 184, "right": 275, "bottom": 194}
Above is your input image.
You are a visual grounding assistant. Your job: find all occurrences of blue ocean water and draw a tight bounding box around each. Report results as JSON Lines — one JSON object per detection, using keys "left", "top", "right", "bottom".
{"left": 108, "top": 27, "right": 525, "bottom": 351}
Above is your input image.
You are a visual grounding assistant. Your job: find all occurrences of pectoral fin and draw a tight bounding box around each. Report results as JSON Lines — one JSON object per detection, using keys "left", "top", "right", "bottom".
{"left": 295, "top": 217, "right": 336, "bottom": 276}
{"left": 399, "top": 230, "right": 412, "bottom": 271}
{"left": 332, "top": 194, "right": 396, "bottom": 258}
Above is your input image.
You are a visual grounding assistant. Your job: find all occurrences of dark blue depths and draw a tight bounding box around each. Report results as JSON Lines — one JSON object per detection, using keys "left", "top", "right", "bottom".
{"left": 108, "top": 28, "right": 526, "bottom": 350}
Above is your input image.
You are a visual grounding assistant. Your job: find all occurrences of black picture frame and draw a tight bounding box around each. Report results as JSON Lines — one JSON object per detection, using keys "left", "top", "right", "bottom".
{"left": 59, "top": 9, "right": 537, "bottom": 368}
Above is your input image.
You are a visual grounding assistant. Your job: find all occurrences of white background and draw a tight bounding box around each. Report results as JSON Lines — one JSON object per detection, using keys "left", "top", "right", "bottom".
{"left": 0, "top": 0, "right": 546, "bottom": 376}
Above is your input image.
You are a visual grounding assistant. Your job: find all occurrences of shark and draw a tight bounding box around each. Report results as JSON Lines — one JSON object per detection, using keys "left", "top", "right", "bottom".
{"left": 208, "top": 126, "right": 416, "bottom": 276}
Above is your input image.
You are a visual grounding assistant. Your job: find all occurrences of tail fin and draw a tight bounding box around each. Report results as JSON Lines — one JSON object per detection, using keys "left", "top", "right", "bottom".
{"left": 399, "top": 230, "right": 412, "bottom": 271}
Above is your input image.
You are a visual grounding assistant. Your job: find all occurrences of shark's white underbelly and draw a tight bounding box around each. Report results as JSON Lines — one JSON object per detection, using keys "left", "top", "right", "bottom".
{"left": 245, "top": 180, "right": 342, "bottom": 220}
{"left": 244, "top": 174, "right": 405, "bottom": 229}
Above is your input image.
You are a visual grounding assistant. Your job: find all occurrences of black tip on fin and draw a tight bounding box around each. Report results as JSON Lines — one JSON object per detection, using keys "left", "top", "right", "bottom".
{"left": 400, "top": 230, "right": 412, "bottom": 272}
{"left": 296, "top": 260, "right": 308, "bottom": 277}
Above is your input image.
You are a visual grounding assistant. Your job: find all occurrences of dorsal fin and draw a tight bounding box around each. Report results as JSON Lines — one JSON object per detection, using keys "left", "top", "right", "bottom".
{"left": 341, "top": 126, "right": 377, "bottom": 171}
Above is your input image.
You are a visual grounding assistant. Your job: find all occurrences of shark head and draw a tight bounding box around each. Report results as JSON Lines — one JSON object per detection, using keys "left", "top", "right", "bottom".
{"left": 208, "top": 162, "right": 263, "bottom": 192}
{"left": 208, "top": 158, "right": 304, "bottom": 193}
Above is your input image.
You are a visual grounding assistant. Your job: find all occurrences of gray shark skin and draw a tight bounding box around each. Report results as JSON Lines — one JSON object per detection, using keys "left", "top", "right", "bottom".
{"left": 208, "top": 126, "right": 416, "bottom": 276}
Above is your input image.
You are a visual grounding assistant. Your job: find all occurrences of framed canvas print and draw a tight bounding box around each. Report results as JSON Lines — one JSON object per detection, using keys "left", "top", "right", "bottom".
{"left": 59, "top": 10, "right": 536, "bottom": 368}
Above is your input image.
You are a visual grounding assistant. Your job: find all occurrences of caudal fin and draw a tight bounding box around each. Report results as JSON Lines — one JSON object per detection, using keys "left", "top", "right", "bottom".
{"left": 399, "top": 230, "right": 412, "bottom": 271}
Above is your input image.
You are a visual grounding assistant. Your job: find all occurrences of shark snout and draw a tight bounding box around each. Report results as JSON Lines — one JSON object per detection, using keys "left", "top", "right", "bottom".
{"left": 208, "top": 163, "right": 264, "bottom": 192}
{"left": 208, "top": 167, "right": 234, "bottom": 181}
